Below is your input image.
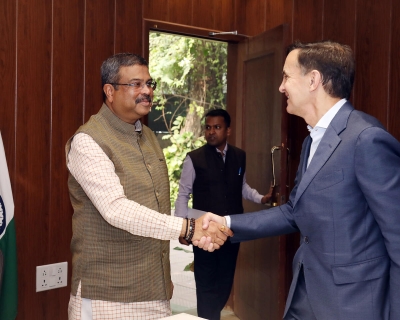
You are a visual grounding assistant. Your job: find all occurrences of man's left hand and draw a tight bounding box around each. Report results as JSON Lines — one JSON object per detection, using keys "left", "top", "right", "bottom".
{"left": 191, "top": 212, "right": 233, "bottom": 252}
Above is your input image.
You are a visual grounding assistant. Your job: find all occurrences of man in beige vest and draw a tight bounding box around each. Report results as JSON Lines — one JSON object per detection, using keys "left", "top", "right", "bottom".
{"left": 66, "top": 53, "right": 232, "bottom": 320}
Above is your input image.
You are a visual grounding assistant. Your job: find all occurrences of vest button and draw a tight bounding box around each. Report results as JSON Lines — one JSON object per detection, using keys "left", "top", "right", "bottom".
{"left": 304, "top": 236, "right": 309, "bottom": 244}
{"left": 147, "top": 163, "right": 151, "bottom": 169}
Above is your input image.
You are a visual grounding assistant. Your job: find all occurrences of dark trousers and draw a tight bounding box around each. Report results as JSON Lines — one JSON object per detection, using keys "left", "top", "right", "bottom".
{"left": 193, "top": 241, "right": 240, "bottom": 320}
{"left": 284, "top": 267, "right": 317, "bottom": 320}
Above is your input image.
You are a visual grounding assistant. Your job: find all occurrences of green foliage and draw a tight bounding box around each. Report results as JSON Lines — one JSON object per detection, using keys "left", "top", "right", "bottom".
{"left": 163, "top": 116, "right": 205, "bottom": 207}
{"left": 183, "top": 261, "right": 195, "bottom": 272}
{"left": 149, "top": 32, "right": 227, "bottom": 133}
{"left": 150, "top": 32, "right": 227, "bottom": 95}
{"left": 149, "top": 32, "right": 227, "bottom": 207}
{"left": 173, "top": 247, "right": 193, "bottom": 254}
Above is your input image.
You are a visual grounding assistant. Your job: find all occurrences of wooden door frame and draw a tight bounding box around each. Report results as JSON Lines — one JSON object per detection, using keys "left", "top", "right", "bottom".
{"left": 142, "top": 19, "right": 244, "bottom": 311}
{"left": 142, "top": 20, "right": 297, "bottom": 318}
{"left": 142, "top": 19, "right": 244, "bottom": 130}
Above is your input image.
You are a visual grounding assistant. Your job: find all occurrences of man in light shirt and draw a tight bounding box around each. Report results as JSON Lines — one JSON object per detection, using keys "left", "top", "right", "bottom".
{"left": 65, "top": 53, "right": 232, "bottom": 320}
{"left": 199, "top": 41, "right": 400, "bottom": 320}
{"left": 175, "top": 108, "right": 271, "bottom": 320}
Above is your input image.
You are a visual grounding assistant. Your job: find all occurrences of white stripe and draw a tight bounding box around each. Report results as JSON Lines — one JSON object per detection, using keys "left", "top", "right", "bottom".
{"left": 81, "top": 298, "right": 93, "bottom": 320}
{"left": 0, "top": 131, "right": 14, "bottom": 238}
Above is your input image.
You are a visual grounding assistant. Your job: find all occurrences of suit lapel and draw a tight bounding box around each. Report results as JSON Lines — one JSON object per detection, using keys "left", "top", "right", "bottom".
{"left": 293, "top": 102, "right": 354, "bottom": 207}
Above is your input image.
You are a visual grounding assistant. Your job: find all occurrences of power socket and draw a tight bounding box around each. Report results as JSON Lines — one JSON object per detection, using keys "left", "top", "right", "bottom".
{"left": 36, "top": 262, "right": 68, "bottom": 292}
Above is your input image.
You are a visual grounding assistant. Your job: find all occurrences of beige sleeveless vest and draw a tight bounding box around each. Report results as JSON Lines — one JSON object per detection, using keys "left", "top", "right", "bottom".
{"left": 66, "top": 104, "right": 172, "bottom": 302}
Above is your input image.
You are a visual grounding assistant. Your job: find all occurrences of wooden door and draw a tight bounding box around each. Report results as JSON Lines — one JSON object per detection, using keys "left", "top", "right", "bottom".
{"left": 227, "top": 24, "right": 295, "bottom": 320}
{"left": 142, "top": 21, "right": 297, "bottom": 319}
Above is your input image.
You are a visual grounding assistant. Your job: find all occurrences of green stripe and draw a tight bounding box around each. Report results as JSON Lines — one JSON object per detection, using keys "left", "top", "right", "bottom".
{"left": 0, "top": 218, "right": 18, "bottom": 320}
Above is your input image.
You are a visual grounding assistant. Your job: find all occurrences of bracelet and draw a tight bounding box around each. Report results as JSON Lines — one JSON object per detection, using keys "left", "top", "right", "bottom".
{"left": 185, "top": 218, "right": 195, "bottom": 242}
{"left": 184, "top": 218, "right": 189, "bottom": 238}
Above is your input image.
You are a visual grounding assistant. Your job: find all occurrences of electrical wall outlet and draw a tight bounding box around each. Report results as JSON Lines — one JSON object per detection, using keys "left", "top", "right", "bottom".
{"left": 36, "top": 262, "right": 68, "bottom": 292}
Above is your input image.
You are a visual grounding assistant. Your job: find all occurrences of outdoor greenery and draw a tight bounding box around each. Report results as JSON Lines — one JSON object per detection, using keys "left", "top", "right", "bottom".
{"left": 149, "top": 32, "right": 228, "bottom": 207}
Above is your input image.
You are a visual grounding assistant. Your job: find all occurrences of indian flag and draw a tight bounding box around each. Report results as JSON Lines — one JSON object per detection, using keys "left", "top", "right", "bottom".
{"left": 0, "top": 132, "right": 18, "bottom": 319}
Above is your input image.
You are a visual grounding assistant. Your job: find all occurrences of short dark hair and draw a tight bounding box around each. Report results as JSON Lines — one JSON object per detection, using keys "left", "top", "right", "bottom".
{"left": 287, "top": 41, "right": 355, "bottom": 100}
{"left": 101, "top": 53, "right": 149, "bottom": 101}
{"left": 205, "top": 108, "right": 231, "bottom": 127}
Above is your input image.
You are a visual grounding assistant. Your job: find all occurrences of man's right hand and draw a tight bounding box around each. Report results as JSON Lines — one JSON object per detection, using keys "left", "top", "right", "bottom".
{"left": 192, "top": 212, "right": 232, "bottom": 251}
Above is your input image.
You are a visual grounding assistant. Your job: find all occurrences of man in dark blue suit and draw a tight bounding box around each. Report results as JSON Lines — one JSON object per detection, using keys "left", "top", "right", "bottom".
{"left": 196, "top": 41, "right": 400, "bottom": 319}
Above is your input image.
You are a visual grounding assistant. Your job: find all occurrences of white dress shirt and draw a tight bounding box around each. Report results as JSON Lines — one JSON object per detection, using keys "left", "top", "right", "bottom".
{"left": 227, "top": 99, "right": 347, "bottom": 228}
{"left": 307, "top": 99, "right": 347, "bottom": 167}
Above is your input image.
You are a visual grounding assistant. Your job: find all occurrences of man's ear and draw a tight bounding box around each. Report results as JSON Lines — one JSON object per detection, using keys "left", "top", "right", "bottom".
{"left": 226, "top": 127, "right": 231, "bottom": 137}
{"left": 103, "top": 84, "right": 115, "bottom": 103}
{"left": 309, "top": 70, "right": 322, "bottom": 91}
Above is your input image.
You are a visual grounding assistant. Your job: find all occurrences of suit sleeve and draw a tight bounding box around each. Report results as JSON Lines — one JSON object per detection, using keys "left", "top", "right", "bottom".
{"left": 229, "top": 203, "right": 299, "bottom": 243}
{"left": 229, "top": 137, "right": 313, "bottom": 243}
{"left": 355, "top": 127, "right": 400, "bottom": 319}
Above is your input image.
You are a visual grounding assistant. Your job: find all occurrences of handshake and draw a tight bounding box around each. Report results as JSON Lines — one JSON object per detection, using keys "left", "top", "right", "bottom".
{"left": 179, "top": 213, "right": 233, "bottom": 252}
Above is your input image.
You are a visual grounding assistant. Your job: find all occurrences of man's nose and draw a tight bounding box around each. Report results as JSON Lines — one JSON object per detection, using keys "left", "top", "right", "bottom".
{"left": 278, "top": 81, "right": 285, "bottom": 93}
{"left": 140, "top": 84, "right": 151, "bottom": 94}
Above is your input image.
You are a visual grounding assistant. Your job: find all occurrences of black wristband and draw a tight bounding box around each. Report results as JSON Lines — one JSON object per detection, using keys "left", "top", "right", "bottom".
{"left": 185, "top": 218, "right": 195, "bottom": 242}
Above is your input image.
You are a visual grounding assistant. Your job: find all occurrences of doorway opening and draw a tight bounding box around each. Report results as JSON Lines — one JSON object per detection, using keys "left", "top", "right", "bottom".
{"left": 148, "top": 31, "right": 237, "bottom": 318}
{"left": 148, "top": 31, "right": 228, "bottom": 209}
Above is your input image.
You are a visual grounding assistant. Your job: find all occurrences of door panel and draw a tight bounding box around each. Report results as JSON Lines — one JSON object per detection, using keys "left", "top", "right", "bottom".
{"left": 228, "top": 24, "right": 293, "bottom": 320}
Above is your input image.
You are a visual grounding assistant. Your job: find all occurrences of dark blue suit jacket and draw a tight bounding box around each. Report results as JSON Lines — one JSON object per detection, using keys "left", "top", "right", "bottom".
{"left": 230, "top": 102, "right": 400, "bottom": 320}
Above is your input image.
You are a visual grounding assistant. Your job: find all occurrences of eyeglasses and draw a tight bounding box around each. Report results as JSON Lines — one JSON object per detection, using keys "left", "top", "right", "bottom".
{"left": 109, "top": 80, "right": 157, "bottom": 90}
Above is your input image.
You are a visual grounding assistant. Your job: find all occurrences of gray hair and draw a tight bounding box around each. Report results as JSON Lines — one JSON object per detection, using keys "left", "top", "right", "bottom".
{"left": 101, "top": 53, "right": 148, "bottom": 101}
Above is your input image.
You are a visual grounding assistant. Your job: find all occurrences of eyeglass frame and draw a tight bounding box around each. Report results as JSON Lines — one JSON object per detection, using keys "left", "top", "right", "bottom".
{"left": 108, "top": 79, "right": 157, "bottom": 90}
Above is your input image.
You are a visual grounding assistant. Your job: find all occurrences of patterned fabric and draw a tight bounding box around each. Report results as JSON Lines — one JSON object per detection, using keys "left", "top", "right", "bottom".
{"left": 68, "top": 282, "right": 172, "bottom": 320}
{"left": 66, "top": 104, "right": 183, "bottom": 317}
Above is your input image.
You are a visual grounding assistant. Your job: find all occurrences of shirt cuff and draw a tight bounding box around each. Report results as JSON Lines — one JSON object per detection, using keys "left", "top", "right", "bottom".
{"left": 255, "top": 194, "right": 263, "bottom": 204}
{"left": 225, "top": 215, "right": 231, "bottom": 228}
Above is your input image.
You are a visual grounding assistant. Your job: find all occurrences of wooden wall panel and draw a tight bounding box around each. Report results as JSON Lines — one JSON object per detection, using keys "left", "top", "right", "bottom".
{"left": 168, "top": 0, "right": 193, "bottom": 25}
{"left": 48, "top": 0, "right": 85, "bottom": 318}
{"left": 354, "top": 0, "right": 391, "bottom": 125}
{"left": 323, "top": 0, "right": 357, "bottom": 106}
{"left": 193, "top": 0, "right": 235, "bottom": 31}
{"left": 84, "top": 0, "right": 115, "bottom": 120}
{"left": 115, "top": 0, "right": 143, "bottom": 54}
{"left": 192, "top": 0, "right": 212, "bottom": 28}
{"left": 265, "top": 0, "right": 285, "bottom": 31}
{"left": 292, "top": 0, "right": 323, "bottom": 42}
{"left": 283, "top": 0, "right": 293, "bottom": 39}
{"left": 214, "top": 0, "right": 236, "bottom": 32}
{"left": 323, "top": 0, "right": 356, "bottom": 47}
{"left": 389, "top": 0, "right": 400, "bottom": 140}
{"left": 143, "top": 0, "right": 169, "bottom": 21}
{"left": 0, "top": 0, "right": 16, "bottom": 179}
{"left": 234, "top": 0, "right": 247, "bottom": 36}
{"left": 16, "top": 0, "right": 53, "bottom": 318}
{"left": 0, "top": 0, "right": 398, "bottom": 319}
{"left": 244, "top": 0, "right": 267, "bottom": 36}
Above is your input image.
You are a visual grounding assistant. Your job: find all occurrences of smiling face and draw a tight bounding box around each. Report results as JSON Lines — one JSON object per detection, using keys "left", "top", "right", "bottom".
{"left": 279, "top": 49, "right": 312, "bottom": 118}
{"left": 103, "top": 65, "right": 154, "bottom": 124}
{"left": 204, "top": 115, "right": 231, "bottom": 152}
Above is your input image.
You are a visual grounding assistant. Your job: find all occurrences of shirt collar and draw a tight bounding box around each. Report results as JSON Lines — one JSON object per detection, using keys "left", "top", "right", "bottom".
{"left": 216, "top": 143, "right": 228, "bottom": 156}
{"left": 307, "top": 98, "right": 347, "bottom": 132}
{"left": 134, "top": 120, "right": 142, "bottom": 132}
